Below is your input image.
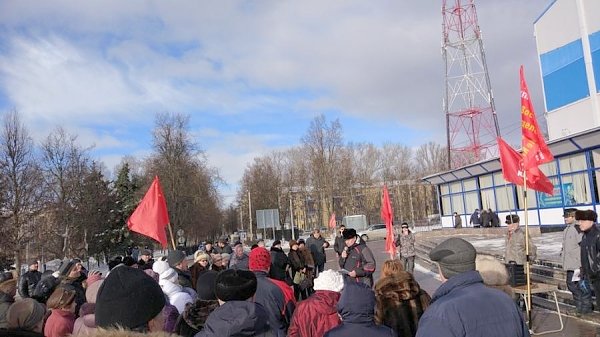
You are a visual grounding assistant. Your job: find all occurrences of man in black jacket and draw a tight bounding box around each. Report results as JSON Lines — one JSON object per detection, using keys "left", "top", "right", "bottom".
{"left": 334, "top": 225, "right": 346, "bottom": 258}
{"left": 18, "top": 260, "right": 41, "bottom": 299}
{"left": 339, "top": 228, "right": 376, "bottom": 287}
{"left": 306, "top": 229, "right": 329, "bottom": 277}
{"left": 578, "top": 209, "right": 600, "bottom": 311}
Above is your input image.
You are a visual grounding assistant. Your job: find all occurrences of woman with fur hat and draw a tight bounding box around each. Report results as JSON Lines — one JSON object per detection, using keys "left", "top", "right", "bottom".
{"left": 44, "top": 287, "right": 77, "bottom": 337}
{"left": 0, "top": 278, "right": 17, "bottom": 328}
{"left": 374, "top": 260, "right": 430, "bottom": 337}
{"left": 288, "top": 269, "right": 344, "bottom": 337}
{"left": 190, "top": 251, "right": 211, "bottom": 288}
{"left": 5, "top": 298, "right": 46, "bottom": 336}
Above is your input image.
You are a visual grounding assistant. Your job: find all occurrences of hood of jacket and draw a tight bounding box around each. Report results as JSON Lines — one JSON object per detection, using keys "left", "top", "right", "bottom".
{"left": 309, "top": 290, "right": 341, "bottom": 315}
{"left": 201, "top": 300, "right": 271, "bottom": 336}
{"left": 159, "top": 278, "right": 183, "bottom": 297}
{"left": 430, "top": 270, "right": 483, "bottom": 303}
{"left": 337, "top": 282, "right": 375, "bottom": 324}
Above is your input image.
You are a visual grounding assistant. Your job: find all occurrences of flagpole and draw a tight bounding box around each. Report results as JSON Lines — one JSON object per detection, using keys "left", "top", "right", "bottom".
{"left": 523, "top": 171, "right": 532, "bottom": 329}
{"left": 168, "top": 223, "right": 177, "bottom": 250}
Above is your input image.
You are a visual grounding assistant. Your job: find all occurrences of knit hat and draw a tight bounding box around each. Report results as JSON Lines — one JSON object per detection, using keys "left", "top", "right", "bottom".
{"left": 576, "top": 210, "right": 597, "bottom": 222}
{"left": 196, "top": 270, "right": 218, "bottom": 300}
{"left": 194, "top": 251, "right": 210, "bottom": 264}
{"left": 214, "top": 269, "right": 257, "bottom": 302}
{"left": 313, "top": 269, "right": 344, "bottom": 293}
{"left": 505, "top": 214, "right": 520, "bottom": 224}
{"left": 249, "top": 247, "right": 271, "bottom": 272}
{"left": 342, "top": 228, "right": 357, "bottom": 240}
{"left": 86, "top": 279, "right": 104, "bottom": 303}
{"left": 563, "top": 208, "right": 578, "bottom": 218}
{"left": 168, "top": 250, "right": 186, "bottom": 267}
{"left": 6, "top": 298, "right": 46, "bottom": 331}
{"left": 429, "top": 237, "right": 477, "bottom": 279}
{"left": 95, "top": 266, "right": 166, "bottom": 329}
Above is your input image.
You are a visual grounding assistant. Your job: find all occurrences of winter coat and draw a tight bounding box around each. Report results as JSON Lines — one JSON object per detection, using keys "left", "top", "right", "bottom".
{"left": 287, "top": 249, "right": 305, "bottom": 273}
{"left": 480, "top": 210, "right": 492, "bottom": 227}
{"left": 268, "top": 278, "right": 296, "bottom": 327}
{"left": 505, "top": 227, "right": 536, "bottom": 265}
{"left": 491, "top": 212, "right": 500, "bottom": 227}
{"left": 77, "top": 328, "right": 178, "bottom": 337}
{"left": 338, "top": 242, "right": 376, "bottom": 287}
{"left": 334, "top": 236, "right": 345, "bottom": 256}
{"left": 415, "top": 270, "right": 530, "bottom": 337}
{"left": 288, "top": 290, "right": 341, "bottom": 337}
{"left": 176, "top": 268, "right": 195, "bottom": 290}
{"left": 269, "top": 247, "right": 290, "bottom": 283}
{"left": 562, "top": 223, "right": 582, "bottom": 271}
{"left": 306, "top": 235, "right": 329, "bottom": 267}
{"left": 44, "top": 309, "right": 76, "bottom": 337}
{"left": 469, "top": 211, "right": 481, "bottom": 225}
{"left": 298, "top": 248, "right": 314, "bottom": 269}
{"left": 325, "top": 283, "right": 395, "bottom": 337}
{"left": 475, "top": 254, "right": 515, "bottom": 298}
{"left": 31, "top": 274, "right": 59, "bottom": 304}
{"left": 159, "top": 277, "right": 194, "bottom": 314}
{"left": 396, "top": 232, "right": 416, "bottom": 258}
{"left": 72, "top": 303, "right": 96, "bottom": 336}
{"left": 454, "top": 215, "right": 462, "bottom": 228}
{"left": 253, "top": 272, "right": 287, "bottom": 337}
{"left": 580, "top": 224, "right": 600, "bottom": 280}
{"left": 18, "top": 270, "right": 41, "bottom": 299}
{"left": 164, "top": 304, "right": 180, "bottom": 333}
{"left": 374, "top": 272, "right": 430, "bottom": 337}
{"left": 0, "top": 329, "right": 43, "bottom": 337}
{"left": 229, "top": 253, "right": 250, "bottom": 270}
{"left": 174, "top": 299, "right": 219, "bottom": 337}
{"left": 190, "top": 263, "right": 208, "bottom": 290}
{"left": 0, "top": 291, "right": 15, "bottom": 329}
{"left": 195, "top": 301, "right": 275, "bottom": 337}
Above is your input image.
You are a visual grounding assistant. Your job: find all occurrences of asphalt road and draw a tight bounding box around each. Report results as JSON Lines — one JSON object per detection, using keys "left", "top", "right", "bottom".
{"left": 324, "top": 238, "right": 600, "bottom": 337}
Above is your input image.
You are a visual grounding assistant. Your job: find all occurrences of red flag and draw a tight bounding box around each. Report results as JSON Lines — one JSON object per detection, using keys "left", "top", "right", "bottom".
{"left": 328, "top": 213, "right": 337, "bottom": 229}
{"left": 127, "top": 176, "right": 170, "bottom": 248}
{"left": 381, "top": 185, "right": 396, "bottom": 257}
{"left": 497, "top": 137, "right": 554, "bottom": 195}
{"left": 520, "top": 66, "right": 553, "bottom": 170}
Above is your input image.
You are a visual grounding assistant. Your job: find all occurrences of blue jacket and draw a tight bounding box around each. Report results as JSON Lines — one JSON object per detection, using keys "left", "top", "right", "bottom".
{"left": 195, "top": 300, "right": 275, "bottom": 337}
{"left": 253, "top": 272, "right": 287, "bottom": 337}
{"left": 416, "top": 271, "right": 530, "bottom": 337}
{"left": 325, "top": 282, "right": 395, "bottom": 337}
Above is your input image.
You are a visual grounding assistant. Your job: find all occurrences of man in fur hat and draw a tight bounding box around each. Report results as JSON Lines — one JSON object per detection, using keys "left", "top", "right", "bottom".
{"left": 577, "top": 209, "right": 600, "bottom": 311}
{"left": 504, "top": 214, "right": 536, "bottom": 265}
{"left": 339, "top": 228, "right": 376, "bottom": 287}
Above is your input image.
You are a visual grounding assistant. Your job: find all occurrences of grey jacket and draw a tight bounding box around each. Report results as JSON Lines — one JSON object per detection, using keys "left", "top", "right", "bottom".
{"left": 561, "top": 224, "right": 582, "bottom": 271}
{"left": 505, "top": 227, "right": 536, "bottom": 265}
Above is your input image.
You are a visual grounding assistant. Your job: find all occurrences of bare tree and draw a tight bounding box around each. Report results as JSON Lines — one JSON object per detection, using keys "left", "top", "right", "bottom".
{"left": 415, "top": 142, "right": 448, "bottom": 176}
{"left": 0, "top": 111, "right": 45, "bottom": 273}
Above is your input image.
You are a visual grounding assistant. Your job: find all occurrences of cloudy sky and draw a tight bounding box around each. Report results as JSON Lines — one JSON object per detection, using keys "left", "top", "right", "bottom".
{"left": 0, "top": 1, "right": 552, "bottom": 203}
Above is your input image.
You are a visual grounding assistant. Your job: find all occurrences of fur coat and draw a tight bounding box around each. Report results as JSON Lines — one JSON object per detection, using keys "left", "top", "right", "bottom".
{"left": 374, "top": 271, "right": 430, "bottom": 337}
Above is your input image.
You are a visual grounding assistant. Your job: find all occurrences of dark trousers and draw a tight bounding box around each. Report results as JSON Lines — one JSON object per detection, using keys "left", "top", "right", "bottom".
{"left": 567, "top": 270, "right": 592, "bottom": 313}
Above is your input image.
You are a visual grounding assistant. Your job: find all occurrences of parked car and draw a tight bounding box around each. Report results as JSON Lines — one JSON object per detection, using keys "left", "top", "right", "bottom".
{"left": 357, "top": 224, "right": 388, "bottom": 242}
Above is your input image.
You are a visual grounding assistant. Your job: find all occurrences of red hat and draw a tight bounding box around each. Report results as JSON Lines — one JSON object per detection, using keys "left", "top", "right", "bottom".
{"left": 249, "top": 247, "right": 271, "bottom": 272}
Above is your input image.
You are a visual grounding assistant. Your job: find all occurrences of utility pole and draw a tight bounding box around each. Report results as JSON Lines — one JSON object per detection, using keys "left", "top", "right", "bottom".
{"left": 290, "top": 196, "right": 295, "bottom": 240}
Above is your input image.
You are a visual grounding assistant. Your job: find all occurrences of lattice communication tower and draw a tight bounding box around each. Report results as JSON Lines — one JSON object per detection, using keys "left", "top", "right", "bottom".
{"left": 442, "top": 0, "right": 500, "bottom": 169}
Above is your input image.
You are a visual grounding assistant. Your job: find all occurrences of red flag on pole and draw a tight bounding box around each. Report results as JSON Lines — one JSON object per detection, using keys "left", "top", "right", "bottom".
{"left": 498, "top": 137, "right": 554, "bottom": 195}
{"left": 328, "top": 213, "right": 337, "bottom": 229}
{"left": 127, "top": 176, "right": 170, "bottom": 248}
{"left": 381, "top": 185, "right": 396, "bottom": 257}
{"left": 520, "top": 66, "right": 553, "bottom": 170}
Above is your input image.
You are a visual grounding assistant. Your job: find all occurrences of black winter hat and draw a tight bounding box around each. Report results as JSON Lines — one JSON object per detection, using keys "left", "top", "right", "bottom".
{"left": 342, "top": 228, "right": 357, "bottom": 240}
{"left": 505, "top": 214, "right": 520, "bottom": 224}
{"left": 429, "top": 237, "right": 476, "bottom": 279}
{"left": 168, "top": 250, "right": 186, "bottom": 268}
{"left": 196, "top": 270, "right": 218, "bottom": 301}
{"left": 576, "top": 210, "right": 598, "bottom": 222}
{"left": 58, "top": 260, "right": 76, "bottom": 277}
{"left": 272, "top": 240, "right": 281, "bottom": 247}
{"left": 214, "top": 269, "right": 257, "bottom": 302}
{"left": 563, "top": 208, "right": 578, "bottom": 218}
{"left": 95, "top": 266, "right": 165, "bottom": 329}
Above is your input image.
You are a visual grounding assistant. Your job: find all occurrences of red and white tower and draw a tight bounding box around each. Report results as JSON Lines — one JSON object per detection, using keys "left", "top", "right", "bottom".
{"left": 442, "top": 0, "right": 500, "bottom": 169}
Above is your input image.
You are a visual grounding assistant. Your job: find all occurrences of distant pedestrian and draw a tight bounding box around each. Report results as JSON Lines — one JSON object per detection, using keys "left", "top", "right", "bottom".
{"left": 453, "top": 212, "right": 462, "bottom": 229}
{"left": 396, "top": 223, "right": 416, "bottom": 274}
{"left": 334, "top": 225, "right": 346, "bottom": 258}
{"left": 490, "top": 209, "right": 500, "bottom": 227}
{"left": 480, "top": 209, "right": 491, "bottom": 228}
{"left": 288, "top": 269, "right": 344, "bottom": 337}
{"left": 339, "top": 228, "right": 376, "bottom": 287}
{"left": 469, "top": 209, "right": 481, "bottom": 228}
{"left": 229, "top": 241, "right": 249, "bottom": 270}
{"left": 270, "top": 240, "right": 290, "bottom": 283}
{"left": 324, "top": 282, "right": 395, "bottom": 337}
{"left": 137, "top": 249, "right": 154, "bottom": 271}
{"left": 306, "top": 229, "right": 330, "bottom": 277}
{"left": 416, "top": 238, "right": 529, "bottom": 337}
{"left": 561, "top": 208, "right": 591, "bottom": 316}
{"left": 18, "top": 260, "right": 41, "bottom": 299}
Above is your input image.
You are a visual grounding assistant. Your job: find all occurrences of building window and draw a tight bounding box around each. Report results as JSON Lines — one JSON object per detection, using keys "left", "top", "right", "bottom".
{"left": 561, "top": 173, "right": 592, "bottom": 205}
{"left": 440, "top": 184, "right": 450, "bottom": 195}
{"left": 559, "top": 153, "right": 587, "bottom": 173}
{"left": 537, "top": 177, "right": 563, "bottom": 208}
{"left": 480, "top": 189, "right": 495, "bottom": 210}
{"left": 451, "top": 194, "right": 465, "bottom": 214}
{"left": 441, "top": 196, "right": 452, "bottom": 216}
{"left": 493, "top": 172, "right": 508, "bottom": 186}
{"left": 540, "top": 161, "right": 558, "bottom": 176}
{"left": 464, "top": 191, "right": 479, "bottom": 214}
{"left": 592, "top": 149, "right": 600, "bottom": 168}
{"left": 450, "top": 181, "right": 462, "bottom": 193}
{"left": 495, "top": 185, "right": 516, "bottom": 211}
{"left": 463, "top": 178, "right": 477, "bottom": 191}
{"left": 479, "top": 174, "right": 493, "bottom": 189}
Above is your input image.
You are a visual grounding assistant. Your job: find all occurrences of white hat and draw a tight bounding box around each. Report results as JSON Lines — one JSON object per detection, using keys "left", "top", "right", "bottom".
{"left": 313, "top": 269, "right": 344, "bottom": 293}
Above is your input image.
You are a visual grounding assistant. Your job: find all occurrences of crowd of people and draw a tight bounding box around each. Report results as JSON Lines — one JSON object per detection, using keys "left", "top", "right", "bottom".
{"left": 0, "top": 216, "right": 549, "bottom": 337}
